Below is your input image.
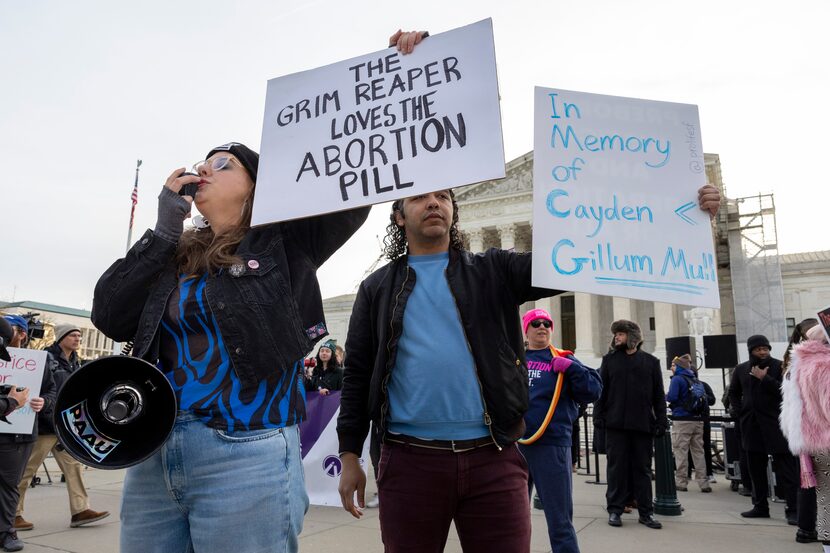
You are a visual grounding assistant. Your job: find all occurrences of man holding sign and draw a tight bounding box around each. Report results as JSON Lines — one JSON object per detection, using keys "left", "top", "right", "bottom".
{"left": 337, "top": 29, "right": 722, "bottom": 553}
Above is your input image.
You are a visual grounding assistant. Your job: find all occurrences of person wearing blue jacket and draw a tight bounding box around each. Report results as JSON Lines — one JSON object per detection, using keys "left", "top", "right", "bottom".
{"left": 666, "top": 353, "right": 713, "bottom": 492}
{"left": 518, "top": 308, "right": 602, "bottom": 553}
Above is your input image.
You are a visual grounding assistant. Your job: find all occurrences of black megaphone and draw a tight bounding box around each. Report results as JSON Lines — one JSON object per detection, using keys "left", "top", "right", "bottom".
{"left": 54, "top": 355, "right": 177, "bottom": 469}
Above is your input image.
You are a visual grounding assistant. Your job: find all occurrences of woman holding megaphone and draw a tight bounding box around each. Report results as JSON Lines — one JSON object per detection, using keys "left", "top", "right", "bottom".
{"left": 92, "top": 142, "right": 369, "bottom": 553}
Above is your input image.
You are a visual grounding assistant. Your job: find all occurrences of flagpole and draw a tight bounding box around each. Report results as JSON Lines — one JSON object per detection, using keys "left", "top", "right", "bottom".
{"left": 126, "top": 159, "right": 142, "bottom": 254}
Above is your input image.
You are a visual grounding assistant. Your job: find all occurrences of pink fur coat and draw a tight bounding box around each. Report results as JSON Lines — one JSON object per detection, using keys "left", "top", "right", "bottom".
{"left": 780, "top": 339, "right": 830, "bottom": 455}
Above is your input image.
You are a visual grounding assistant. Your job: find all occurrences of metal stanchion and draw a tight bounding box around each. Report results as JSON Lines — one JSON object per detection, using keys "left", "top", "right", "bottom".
{"left": 653, "top": 426, "right": 682, "bottom": 516}
{"left": 582, "top": 412, "right": 591, "bottom": 474}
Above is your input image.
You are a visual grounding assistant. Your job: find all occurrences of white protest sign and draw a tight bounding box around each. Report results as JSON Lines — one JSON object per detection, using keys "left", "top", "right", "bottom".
{"left": 0, "top": 348, "right": 46, "bottom": 434}
{"left": 255, "top": 18, "right": 505, "bottom": 225}
{"left": 531, "top": 88, "right": 720, "bottom": 308}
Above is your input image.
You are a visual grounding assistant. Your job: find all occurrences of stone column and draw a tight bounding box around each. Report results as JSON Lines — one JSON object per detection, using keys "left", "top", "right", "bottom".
{"left": 497, "top": 223, "right": 516, "bottom": 251}
{"left": 612, "top": 297, "right": 633, "bottom": 322}
{"left": 467, "top": 228, "right": 485, "bottom": 253}
{"left": 550, "top": 295, "right": 563, "bottom": 347}
{"left": 653, "top": 302, "right": 677, "bottom": 368}
{"left": 574, "top": 292, "right": 594, "bottom": 359}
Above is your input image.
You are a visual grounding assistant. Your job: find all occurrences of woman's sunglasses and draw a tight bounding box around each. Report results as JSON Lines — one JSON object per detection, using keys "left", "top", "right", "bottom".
{"left": 530, "top": 320, "right": 552, "bottom": 329}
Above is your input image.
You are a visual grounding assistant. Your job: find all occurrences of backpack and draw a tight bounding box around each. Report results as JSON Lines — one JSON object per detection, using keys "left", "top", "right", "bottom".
{"left": 679, "top": 375, "right": 707, "bottom": 415}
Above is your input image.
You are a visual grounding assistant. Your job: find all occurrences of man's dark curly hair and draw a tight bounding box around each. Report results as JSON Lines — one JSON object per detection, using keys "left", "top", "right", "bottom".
{"left": 382, "top": 190, "right": 465, "bottom": 260}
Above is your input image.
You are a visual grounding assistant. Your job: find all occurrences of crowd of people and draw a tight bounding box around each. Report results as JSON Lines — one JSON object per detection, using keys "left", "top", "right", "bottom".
{"left": 0, "top": 27, "right": 825, "bottom": 553}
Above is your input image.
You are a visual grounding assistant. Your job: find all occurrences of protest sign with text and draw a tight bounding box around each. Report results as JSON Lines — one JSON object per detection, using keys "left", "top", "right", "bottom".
{"left": 0, "top": 347, "right": 46, "bottom": 434}
{"left": 531, "top": 88, "right": 720, "bottom": 308}
{"left": 255, "top": 19, "right": 504, "bottom": 225}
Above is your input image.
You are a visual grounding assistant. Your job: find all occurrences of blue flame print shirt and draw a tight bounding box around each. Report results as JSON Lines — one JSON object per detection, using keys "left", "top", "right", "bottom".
{"left": 158, "top": 273, "right": 305, "bottom": 431}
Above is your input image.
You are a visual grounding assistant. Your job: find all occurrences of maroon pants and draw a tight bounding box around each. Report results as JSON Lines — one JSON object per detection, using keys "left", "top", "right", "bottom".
{"left": 377, "top": 440, "right": 531, "bottom": 553}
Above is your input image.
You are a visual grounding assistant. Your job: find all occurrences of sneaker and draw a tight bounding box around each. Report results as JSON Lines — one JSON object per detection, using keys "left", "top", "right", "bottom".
{"left": 796, "top": 529, "right": 818, "bottom": 543}
{"left": 740, "top": 507, "right": 770, "bottom": 518}
{"left": 1, "top": 531, "right": 24, "bottom": 552}
{"left": 701, "top": 486, "right": 712, "bottom": 493}
{"left": 70, "top": 509, "right": 110, "bottom": 528}
{"left": 708, "top": 475, "right": 718, "bottom": 483}
{"left": 13, "top": 516, "right": 33, "bottom": 531}
{"left": 676, "top": 485, "right": 688, "bottom": 492}
{"left": 366, "top": 495, "right": 380, "bottom": 509}
{"left": 638, "top": 514, "right": 663, "bottom": 529}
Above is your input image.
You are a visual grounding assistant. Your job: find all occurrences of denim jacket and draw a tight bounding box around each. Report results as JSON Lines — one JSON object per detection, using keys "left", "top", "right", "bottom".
{"left": 92, "top": 208, "right": 370, "bottom": 393}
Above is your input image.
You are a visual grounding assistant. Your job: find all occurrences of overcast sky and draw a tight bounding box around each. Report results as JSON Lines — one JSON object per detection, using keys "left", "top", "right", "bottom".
{"left": 1, "top": 0, "right": 827, "bottom": 310}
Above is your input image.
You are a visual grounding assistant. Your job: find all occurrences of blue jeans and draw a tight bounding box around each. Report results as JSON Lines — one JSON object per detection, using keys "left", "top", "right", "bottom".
{"left": 121, "top": 412, "right": 308, "bottom": 553}
{"left": 519, "top": 443, "right": 579, "bottom": 553}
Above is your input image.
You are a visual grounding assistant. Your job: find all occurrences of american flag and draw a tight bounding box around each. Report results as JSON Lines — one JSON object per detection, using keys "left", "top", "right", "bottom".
{"left": 129, "top": 159, "right": 142, "bottom": 229}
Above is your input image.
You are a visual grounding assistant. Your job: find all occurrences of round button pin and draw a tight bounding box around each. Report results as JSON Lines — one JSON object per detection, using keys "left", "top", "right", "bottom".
{"left": 248, "top": 259, "right": 260, "bottom": 270}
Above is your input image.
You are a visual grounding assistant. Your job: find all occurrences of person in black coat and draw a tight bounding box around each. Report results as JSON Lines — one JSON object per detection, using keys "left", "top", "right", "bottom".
{"left": 728, "top": 334, "right": 798, "bottom": 523}
{"left": 593, "top": 319, "right": 667, "bottom": 530}
{"left": 307, "top": 340, "right": 343, "bottom": 395}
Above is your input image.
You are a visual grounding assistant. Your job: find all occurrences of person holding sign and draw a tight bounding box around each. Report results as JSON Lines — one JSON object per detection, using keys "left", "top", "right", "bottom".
{"left": 337, "top": 187, "right": 559, "bottom": 552}
{"left": 92, "top": 142, "right": 369, "bottom": 553}
{"left": 0, "top": 315, "right": 52, "bottom": 553}
{"left": 518, "top": 308, "right": 601, "bottom": 553}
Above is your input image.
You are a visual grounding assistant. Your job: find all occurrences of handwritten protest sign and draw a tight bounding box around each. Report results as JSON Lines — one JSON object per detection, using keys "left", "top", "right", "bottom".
{"left": 531, "top": 88, "right": 720, "bottom": 308}
{"left": 0, "top": 348, "right": 46, "bottom": 434}
{"left": 254, "top": 19, "right": 504, "bottom": 225}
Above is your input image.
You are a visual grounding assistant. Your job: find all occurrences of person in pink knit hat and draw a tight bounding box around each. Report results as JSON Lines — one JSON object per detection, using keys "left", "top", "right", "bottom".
{"left": 781, "top": 321, "right": 830, "bottom": 551}
{"left": 519, "top": 308, "right": 601, "bottom": 553}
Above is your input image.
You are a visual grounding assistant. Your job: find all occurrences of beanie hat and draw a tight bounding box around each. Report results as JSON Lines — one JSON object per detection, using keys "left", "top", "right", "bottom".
{"left": 522, "top": 308, "right": 553, "bottom": 334}
{"left": 746, "top": 334, "right": 771, "bottom": 354}
{"left": 672, "top": 353, "right": 693, "bottom": 370}
{"left": 54, "top": 323, "right": 81, "bottom": 346}
{"left": 610, "top": 319, "right": 643, "bottom": 350}
{"left": 806, "top": 325, "right": 828, "bottom": 344}
{"left": 206, "top": 142, "right": 259, "bottom": 183}
{"left": 3, "top": 314, "right": 28, "bottom": 334}
{"left": 319, "top": 339, "right": 336, "bottom": 353}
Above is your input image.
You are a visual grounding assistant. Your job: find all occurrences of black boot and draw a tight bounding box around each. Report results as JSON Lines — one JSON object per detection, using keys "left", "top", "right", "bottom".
{"left": 638, "top": 514, "right": 663, "bottom": 529}
{"left": 740, "top": 506, "right": 770, "bottom": 518}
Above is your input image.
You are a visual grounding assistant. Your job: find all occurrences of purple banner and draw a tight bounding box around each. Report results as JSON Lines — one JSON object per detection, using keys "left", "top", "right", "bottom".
{"left": 299, "top": 390, "right": 341, "bottom": 458}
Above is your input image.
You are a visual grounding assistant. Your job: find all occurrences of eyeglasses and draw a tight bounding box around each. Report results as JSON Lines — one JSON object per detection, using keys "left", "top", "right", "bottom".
{"left": 192, "top": 156, "right": 240, "bottom": 175}
{"left": 530, "top": 320, "right": 552, "bottom": 329}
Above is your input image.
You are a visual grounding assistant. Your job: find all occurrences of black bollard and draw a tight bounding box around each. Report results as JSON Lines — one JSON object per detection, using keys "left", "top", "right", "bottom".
{"left": 654, "top": 427, "right": 682, "bottom": 515}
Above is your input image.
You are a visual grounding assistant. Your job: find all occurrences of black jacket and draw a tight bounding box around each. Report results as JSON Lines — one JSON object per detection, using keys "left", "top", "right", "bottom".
{"left": 593, "top": 349, "right": 668, "bottom": 434}
{"left": 336, "top": 247, "right": 559, "bottom": 455}
{"left": 38, "top": 344, "right": 81, "bottom": 435}
{"left": 727, "top": 356, "right": 789, "bottom": 453}
{"left": 92, "top": 208, "right": 369, "bottom": 395}
{"left": 307, "top": 365, "right": 344, "bottom": 392}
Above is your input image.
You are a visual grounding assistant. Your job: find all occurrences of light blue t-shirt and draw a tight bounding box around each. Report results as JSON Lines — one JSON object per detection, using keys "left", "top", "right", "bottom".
{"left": 386, "top": 252, "right": 489, "bottom": 440}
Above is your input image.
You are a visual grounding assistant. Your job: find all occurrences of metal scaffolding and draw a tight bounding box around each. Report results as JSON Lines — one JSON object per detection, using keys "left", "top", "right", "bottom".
{"left": 726, "top": 193, "right": 787, "bottom": 343}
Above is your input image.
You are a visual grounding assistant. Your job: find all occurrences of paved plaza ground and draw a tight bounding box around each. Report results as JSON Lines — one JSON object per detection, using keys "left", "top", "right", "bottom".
{"left": 11, "top": 455, "right": 810, "bottom": 552}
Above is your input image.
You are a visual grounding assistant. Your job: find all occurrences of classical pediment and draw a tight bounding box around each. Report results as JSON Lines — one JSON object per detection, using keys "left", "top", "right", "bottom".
{"left": 455, "top": 152, "right": 534, "bottom": 203}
